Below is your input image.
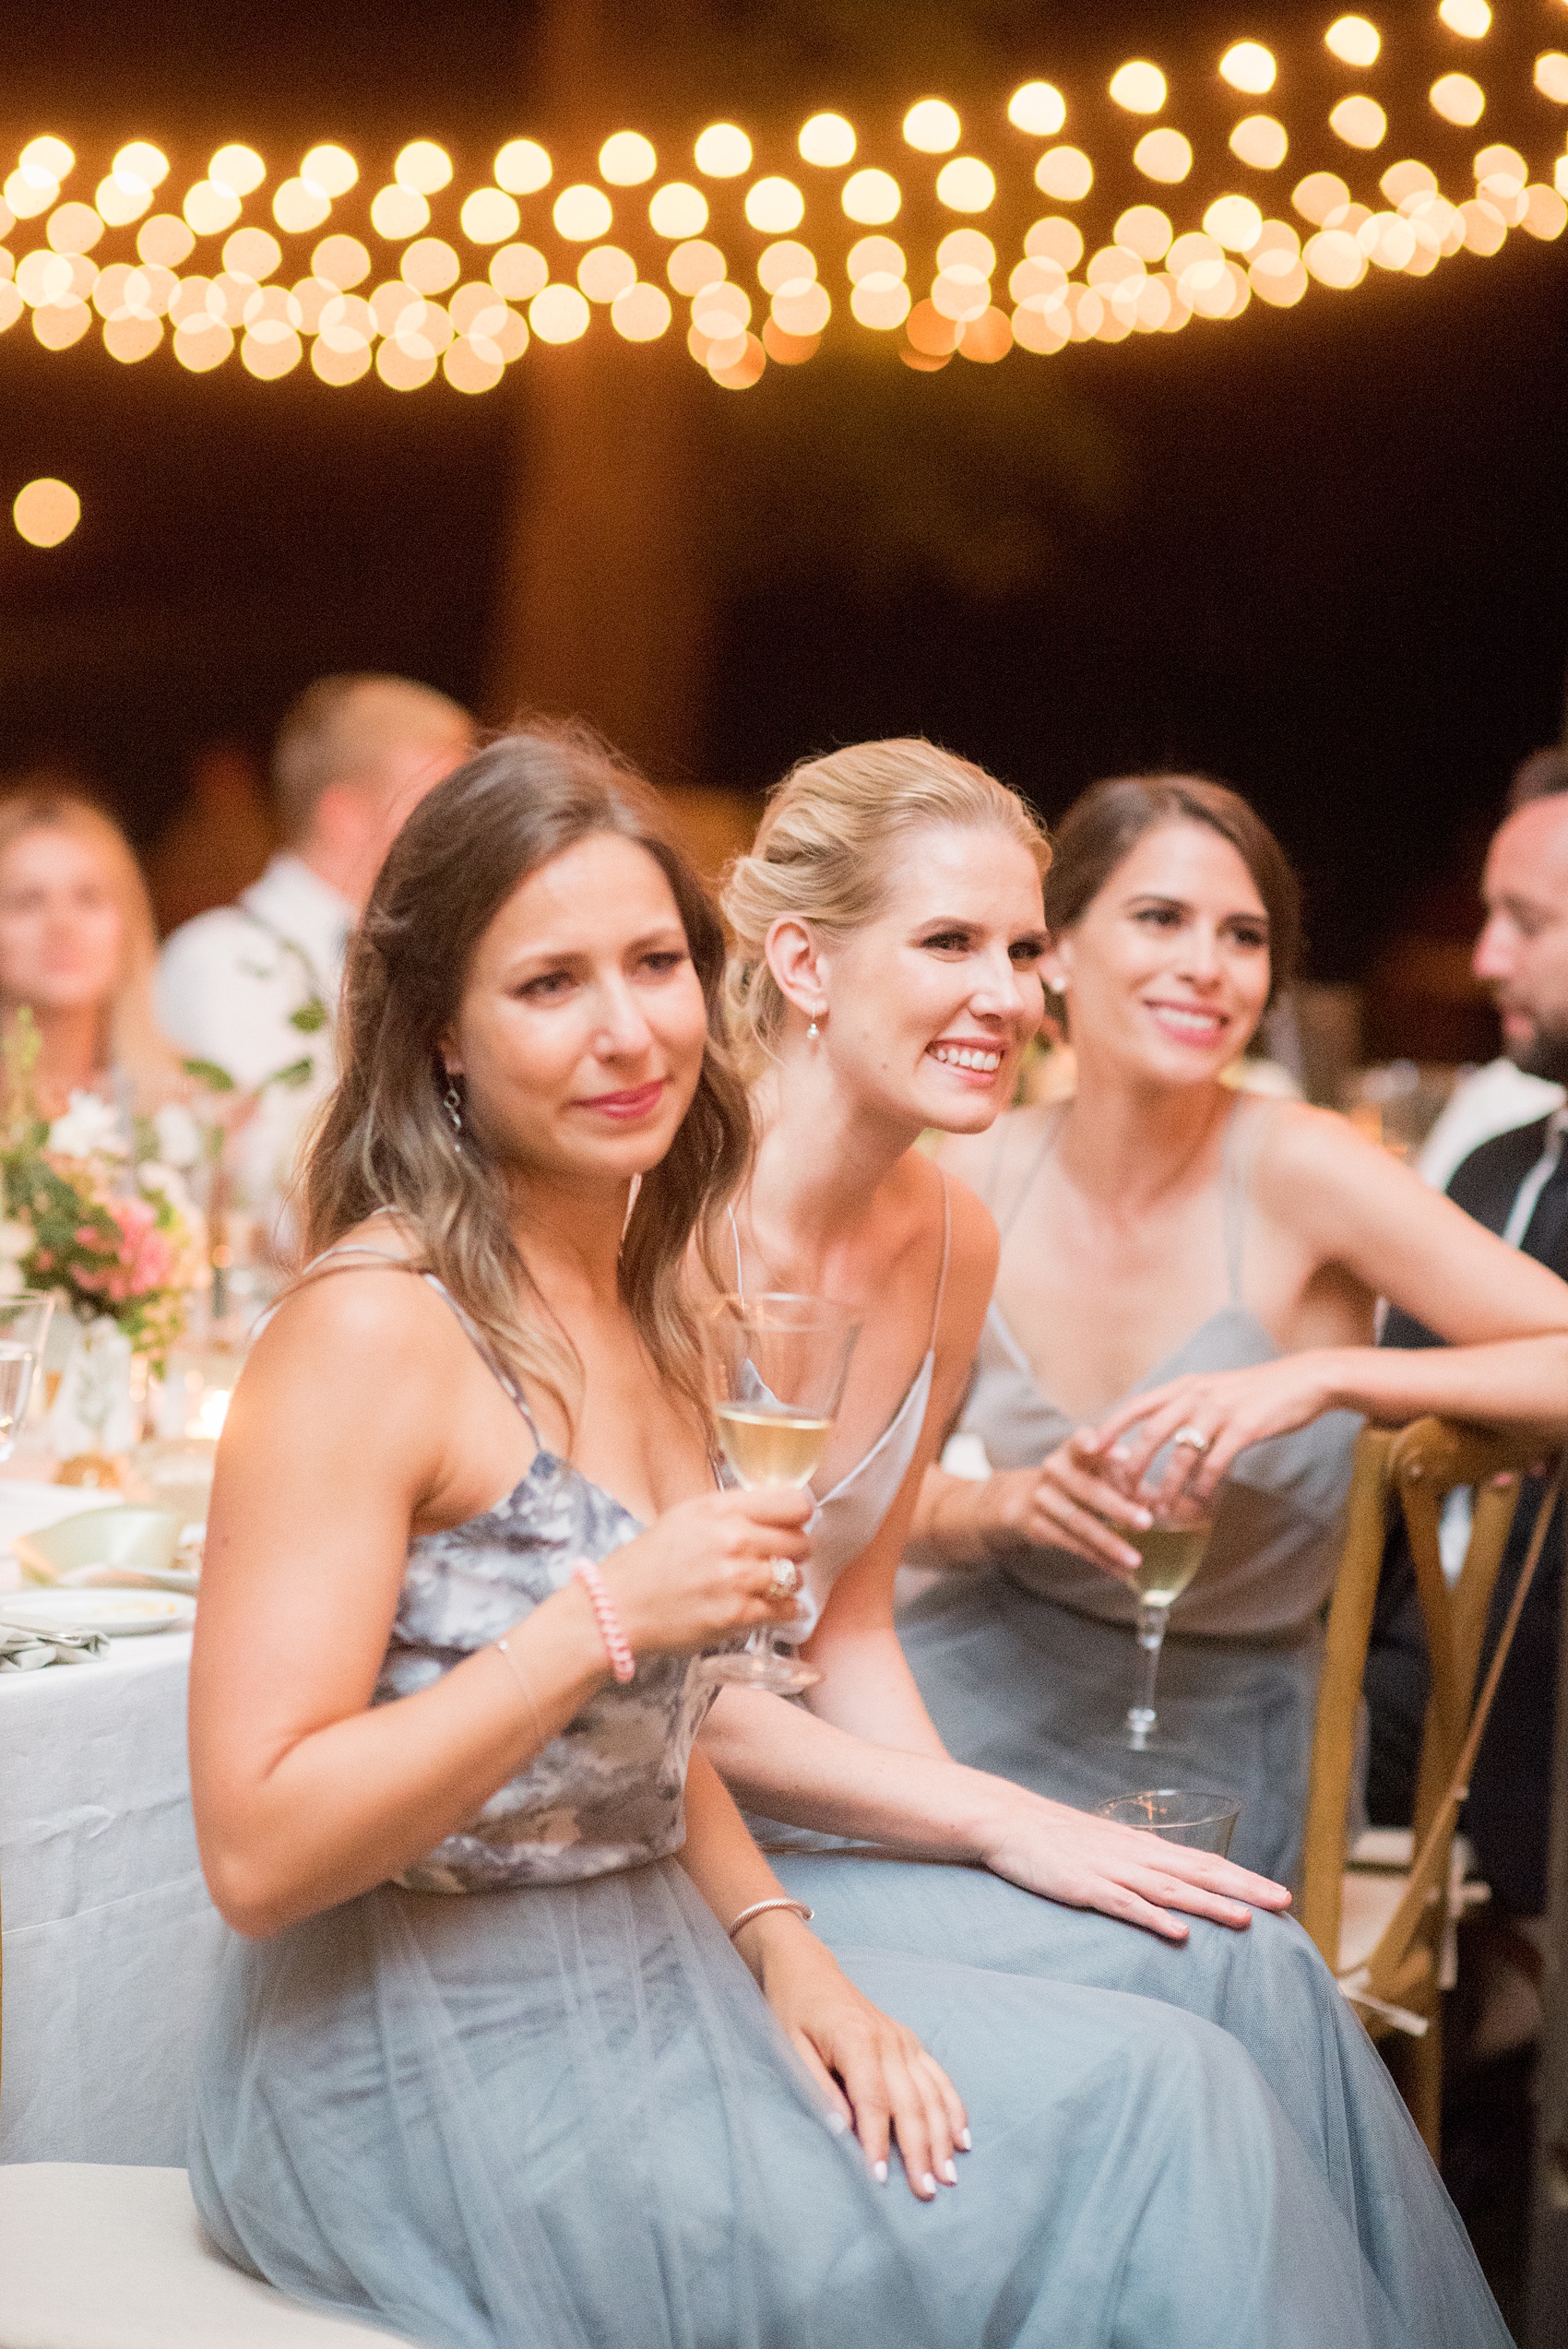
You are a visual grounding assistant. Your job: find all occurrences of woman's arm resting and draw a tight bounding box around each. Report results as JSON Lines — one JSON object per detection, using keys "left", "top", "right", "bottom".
{"left": 699, "top": 1681, "right": 1288, "bottom": 1938}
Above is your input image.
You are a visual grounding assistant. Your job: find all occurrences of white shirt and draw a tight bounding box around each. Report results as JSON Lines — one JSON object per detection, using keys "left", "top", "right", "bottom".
{"left": 1416, "top": 1056, "right": 1567, "bottom": 1192}
{"left": 156, "top": 854, "right": 355, "bottom": 1236}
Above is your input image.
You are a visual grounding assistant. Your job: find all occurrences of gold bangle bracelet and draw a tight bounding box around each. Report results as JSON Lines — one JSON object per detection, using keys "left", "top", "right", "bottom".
{"left": 726, "top": 1896, "right": 814, "bottom": 1942}
{"left": 493, "top": 1634, "right": 545, "bottom": 1744}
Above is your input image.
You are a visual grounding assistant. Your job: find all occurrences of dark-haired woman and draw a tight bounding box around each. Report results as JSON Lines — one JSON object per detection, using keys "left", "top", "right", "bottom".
{"left": 907, "top": 775, "right": 1568, "bottom": 1884}
{"left": 184, "top": 731, "right": 1399, "bottom": 2349}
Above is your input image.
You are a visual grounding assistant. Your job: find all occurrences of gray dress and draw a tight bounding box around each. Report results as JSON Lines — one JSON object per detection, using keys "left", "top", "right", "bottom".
{"left": 186, "top": 1261, "right": 1436, "bottom": 2349}
{"left": 898, "top": 1103, "right": 1361, "bottom": 1886}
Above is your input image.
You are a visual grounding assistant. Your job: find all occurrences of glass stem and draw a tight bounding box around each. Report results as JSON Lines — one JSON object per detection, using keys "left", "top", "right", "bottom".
{"left": 1127, "top": 1601, "right": 1170, "bottom": 1750}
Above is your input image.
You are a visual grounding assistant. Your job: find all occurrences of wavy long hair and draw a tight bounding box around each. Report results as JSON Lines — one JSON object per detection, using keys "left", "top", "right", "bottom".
{"left": 301, "top": 727, "right": 752, "bottom": 1434}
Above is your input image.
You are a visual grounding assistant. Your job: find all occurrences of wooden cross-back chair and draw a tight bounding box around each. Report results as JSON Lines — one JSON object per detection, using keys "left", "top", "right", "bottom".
{"left": 1299, "top": 1417, "right": 1564, "bottom": 2154}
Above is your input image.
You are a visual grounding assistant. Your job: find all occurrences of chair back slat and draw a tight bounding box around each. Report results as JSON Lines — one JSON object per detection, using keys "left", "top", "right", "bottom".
{"left": 1299, "top": 1427, "right": 1394, "bottom": 1963}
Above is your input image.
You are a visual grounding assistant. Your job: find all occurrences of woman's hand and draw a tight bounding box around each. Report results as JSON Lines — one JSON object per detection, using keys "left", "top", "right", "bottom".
{"left": 932, "top": 1434, "right": 1153, "bottom": 1579}
{"left": 737, "top": 1912, "right": 968, "bottom": 2199}
{"left": 978, "top": 1790, "right": 1291, "bottom": 1940}
{"left": 599, "top": 1487, "right": 813, "bottom": 1658}
{"left": 1087, "top": 1352, "right": 1344, "bottom": 1509}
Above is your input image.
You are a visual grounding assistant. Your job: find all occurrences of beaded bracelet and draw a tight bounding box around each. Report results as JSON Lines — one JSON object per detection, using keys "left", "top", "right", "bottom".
{"left": 727, "top": 1897, "right": 815, "bottom": 1942}
{"left": 572, "top": 1558, "right": 636, "bottom": 1683}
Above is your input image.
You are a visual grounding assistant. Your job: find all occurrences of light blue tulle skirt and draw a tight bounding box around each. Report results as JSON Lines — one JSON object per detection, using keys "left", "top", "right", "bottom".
{"left": 766, "top": 1848, "right": 1512, "bottom": 2349}
{"left": 189, "top": 1861, "right": 1435, "bottom": 2349}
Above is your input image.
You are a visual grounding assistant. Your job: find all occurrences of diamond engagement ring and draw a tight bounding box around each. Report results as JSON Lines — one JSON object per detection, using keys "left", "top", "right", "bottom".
{"left": 767, "top": 1560, "right": 802, "bottom": 1597}
{"left": 1171, "top": 1425, "right": 1211, "bottom": 1455}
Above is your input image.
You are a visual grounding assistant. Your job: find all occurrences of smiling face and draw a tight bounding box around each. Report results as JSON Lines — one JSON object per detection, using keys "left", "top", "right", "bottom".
{"left": 1046, "top": 820, "right": 1272, "bottom": 1085}
{"left": 1472, "top": 796, "right": 1568, "bottom": 1082}
{"left": 0, "top": 824, "right": 126, "bottom": 1021}
{"left": 441, "top": 832, "right": 711, "bottom": 1192}
{"left": 780, "top": 822, "right": 1048, "bottom": 1134}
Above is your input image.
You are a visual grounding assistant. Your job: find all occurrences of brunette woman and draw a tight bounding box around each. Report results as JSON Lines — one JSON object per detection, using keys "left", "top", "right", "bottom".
{"left": 184, "top": 732, "right": 1384, "bottom": 2349}
{"left": 909, "top": 776, "right": 1568, "bottom": 1880}
{"left": 695, "top": 741, "right": 1528, "bottom": 2349}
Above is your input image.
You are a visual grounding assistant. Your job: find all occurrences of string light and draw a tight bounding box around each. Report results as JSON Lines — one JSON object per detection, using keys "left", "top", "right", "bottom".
{"left": 1, "top": 29, "right": 1563, "bottom": 401}
{"left": 14, "top": 476, "right": 79, "bottom": 546}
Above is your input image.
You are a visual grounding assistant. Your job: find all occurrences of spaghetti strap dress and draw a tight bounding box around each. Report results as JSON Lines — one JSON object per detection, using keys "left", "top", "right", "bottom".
{"left": 187, "top": 1250, "right": 1427, "bottom": 2349}
{"left": 897, "top": 1101, "right": 1361, "bottom": 1888}
{"left": 716, "top": 1181, "right": 1511, "bottom": 2349}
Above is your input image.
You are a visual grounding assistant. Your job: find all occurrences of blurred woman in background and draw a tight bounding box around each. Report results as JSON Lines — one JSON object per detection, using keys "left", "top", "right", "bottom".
{"left": 0, "top": 783, "right": 186, "bottom": 1130}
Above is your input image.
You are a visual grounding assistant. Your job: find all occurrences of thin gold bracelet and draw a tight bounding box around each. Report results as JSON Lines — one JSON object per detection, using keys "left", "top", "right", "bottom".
{"left": 493, "top": 1635, "right": 546, "bottom": 1744}
{"left": 726, "top": 1896, "right": 814, "bottom": 1942}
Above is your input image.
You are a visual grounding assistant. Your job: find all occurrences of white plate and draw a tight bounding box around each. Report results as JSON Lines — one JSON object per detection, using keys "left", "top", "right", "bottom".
{"left": 0, "top": 1589, "right": 196, "bottom": 1638}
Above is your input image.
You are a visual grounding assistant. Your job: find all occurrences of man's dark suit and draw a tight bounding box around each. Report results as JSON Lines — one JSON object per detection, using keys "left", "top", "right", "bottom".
{"left": 1366, "top": 1114, "right": 1568, "bottom": 1916}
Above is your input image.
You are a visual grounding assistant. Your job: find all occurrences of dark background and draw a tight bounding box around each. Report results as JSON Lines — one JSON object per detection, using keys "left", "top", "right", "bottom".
{"left": 3, "top": 0, "right": 1566, "bottom": 996}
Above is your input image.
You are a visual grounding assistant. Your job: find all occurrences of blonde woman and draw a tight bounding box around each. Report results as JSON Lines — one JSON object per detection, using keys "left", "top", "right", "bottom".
{"left": 695, "top": 740, "right": 1517, "bottom": 2345}
{"left": 0, "top": 784, "right": 187, "bottom": 1132}
{"left": 184, "top": 731, "right": 1388, "bottom": 2349}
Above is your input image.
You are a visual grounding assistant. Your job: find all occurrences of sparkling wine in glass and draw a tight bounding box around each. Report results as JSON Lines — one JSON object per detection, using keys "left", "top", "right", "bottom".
{"left": 704, "top": 1293, "right": 860, "bottom": 1696}
{"left": 0, "top": 1293, "right": 54, "bottom": 1461}
{"left": 1125, "top": 1504, "right": 1212, "bottom": 1751}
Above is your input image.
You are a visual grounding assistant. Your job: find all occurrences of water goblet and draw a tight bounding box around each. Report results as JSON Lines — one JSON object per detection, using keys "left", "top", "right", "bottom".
{"left": 702, "top": 1293, "right": 861, "bottom": 1696}
{"left": 0, "top": 1292, "right": 54, "bottom": 1461}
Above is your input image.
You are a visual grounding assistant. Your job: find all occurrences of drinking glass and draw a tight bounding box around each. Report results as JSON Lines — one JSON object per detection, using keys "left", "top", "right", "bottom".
{"left": 0, "top": 1292, "right": 54, "bottom": 1461}
{"left": 702, "top": 1293, "right": 861, "bottom": 1695}
{"left": 1123, "top": 1498, "right": 1213, "bottom": 1750}
{"left": 1096, "top": 1789, "right": 1241, "bottom": 1857}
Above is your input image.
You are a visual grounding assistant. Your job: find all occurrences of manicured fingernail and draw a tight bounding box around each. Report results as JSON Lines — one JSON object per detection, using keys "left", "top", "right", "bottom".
{"left": 873, "top": 2159, "right": 888, "bottom": 2184}
{"left": 958, "top": 2127, "right": 972, "bottom": 2151}
{"left": 921, "top": 2173, "right": 938, "bottom": 2198}
{"left": 941, "top": 2159, "right": 958, "bottom": 2185}
{"left": 826, "top": 2111, "right": 849, "bottom": 2135}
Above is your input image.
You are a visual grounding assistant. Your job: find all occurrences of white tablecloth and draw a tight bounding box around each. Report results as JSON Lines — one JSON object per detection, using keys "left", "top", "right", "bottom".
{"left": 0, "top": 1485, "right": 226, "bottom": 2165}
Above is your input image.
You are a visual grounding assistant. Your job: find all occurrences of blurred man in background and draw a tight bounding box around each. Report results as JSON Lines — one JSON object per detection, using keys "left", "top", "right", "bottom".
{"left": 1418, "top": 745, "right": 1568, "bottom": 1188}
{"left": 1368, "top": 779, "right": 1568, "bottom": 2033}
{"left": 157, "top": 673, "right": 474, "bottom": 1256}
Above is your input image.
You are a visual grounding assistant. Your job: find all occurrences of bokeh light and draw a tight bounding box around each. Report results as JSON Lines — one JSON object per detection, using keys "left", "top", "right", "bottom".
{"left": 904, "top": 101, "right": 960, "bottom": 153}
{"left": 936, "top": 159, "right": 996, "bottom": 212}
{"left": 396, "top": 143, "right": 453, "bottom": 196}
{"left": 1220, "top": 43, "right": 1276, "bottom": 94}
{"left": 490, "top": 243, "right": 550, "bottom": 303}
{"left": 13, "top": 477, "right": 79, "bottom": 546}
{"left": 1440, "top": 0, "right": 1491, "bottom": 35}
{"left": 695, "top": 125, "right": 752, "bottom": 178}
{"left": 667, "top": 240, "right": 725, "bottom": 295}
{"left": 842, "top": 169, "right": 900, "bottom": 223}
{"left": 1115, "top": 204, "right": 1173, "bottom": 259}
{"left": 47, "top": 205, "right": 103, "bottom": 255}
{"left": 1293, "top": 171, "right": 1351, "bottom": 223}
{"left": 1536, "top": 53, "right": 1568, "bottom": 103}
{"left": 1431, "top": 74, "right": 1486, "bottom": 125}
{"left": 223, "top": 227, "right": 280, "bottom": 280}
{"left": 461, "top": 189, "right": 521, "bottom": 243}
{"left": 799, "top": 113, "right": 856, "bottom": 167}
{"left": 612, "top": 281, "right": 671, "bottom": 340}
{"left": 494, "top": 141, "right": 552, "bottom": 196}
{"left": 97, "top": 171, "right": 154, "bottom": 228}
{"left": 1231, "top": 116, "right": 1289, "bottom": 170}
{"left": 402, "top": 237, "right": 460, "bottom": 293}
{"left": 649, "top": 183, "right": 707, "bottom": 238}
{"left": 273, "top": 180, "right": 331, "bottom": 234}
{"left": 1110, "top": 62, "right": 1168, "bottom": 114}
{"left": 577, "top": 244, "right": 636, "bottom": 303}
{"left": 314, "top": 234, "right": 372, "bottom": 289}
{"left": 138, "top": 214, "right": 195, "bottom": 267}
{"left": 303, "top": 145, "right": 357, "bottom": 196}
{"left": 744, "top": 177, "right": 804, "bottom": 233}
{"left": 1326, "top": 17, "right": 1381, "bottom": 66}
{"left": 760, "top": 240, "right": 817, "bottom": 291}
{"left": 1331, "top": 96, "right": 1388, "bottom": 148}
{"left": 22, "top": 137, "right": 75, "bottom": 181}
{"left": 210, "top": 145, "right": 266, "bottom": 196}
{"left": 370, "top": 185, "right": 429, "bottom": 240}
{"left": 184, "top": 181, "right": 243, "bottom": 237}
{"left": 1134, "top": 129, "right": 1193, "bottom": 183}
{"left": 600, "top": 133, "right": 657, "bottom": 185}
{"left": 553, "top": 184, "right": 613, "bottom": 241}
{"left": 1036, "top": 147, "right": 1093, "bottom": 199}
{"left": 1027, "top": 216, "right": 1084, "bottom": 268}
{"left": 1008, "top": 83, "right": 1066, "bottom": 136}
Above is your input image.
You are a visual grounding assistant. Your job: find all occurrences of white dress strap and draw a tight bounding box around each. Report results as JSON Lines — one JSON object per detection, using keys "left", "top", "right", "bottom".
{"left": 282, "top": 1244, "right": 540, "bottom": 1441}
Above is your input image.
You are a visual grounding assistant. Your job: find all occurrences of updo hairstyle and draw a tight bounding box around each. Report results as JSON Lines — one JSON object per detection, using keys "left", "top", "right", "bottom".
{"left": 1043, "top": 774, "right": 1301, "bottom": 1007}
{"left": 722, "top": 738, "right": 1051, "bottom": 1074}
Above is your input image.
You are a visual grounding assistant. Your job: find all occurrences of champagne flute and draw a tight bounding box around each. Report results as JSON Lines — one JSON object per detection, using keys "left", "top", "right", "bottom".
{"left": 703, "top": 1293, "right": 861, "bottom": 1695}
{"left": 1124, "top": 1499, "right": 1212, "bottom": 1751}
{"left": 0, "top": 1292, "right": 54, "bottom": 1461}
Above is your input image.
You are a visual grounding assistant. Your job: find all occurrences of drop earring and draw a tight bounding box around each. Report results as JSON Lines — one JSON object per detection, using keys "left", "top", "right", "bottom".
{"left": 806, "top": 1005, "right": 824, "bottom": 1042}
{"left": 442, "top": 1074, "right": 464, "bottom": 1153}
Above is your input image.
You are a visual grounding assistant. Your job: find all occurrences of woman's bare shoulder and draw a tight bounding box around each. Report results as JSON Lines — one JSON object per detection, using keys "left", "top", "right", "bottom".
{"left": 248, "top": 1220, "right": 446, "bottom": 1392}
